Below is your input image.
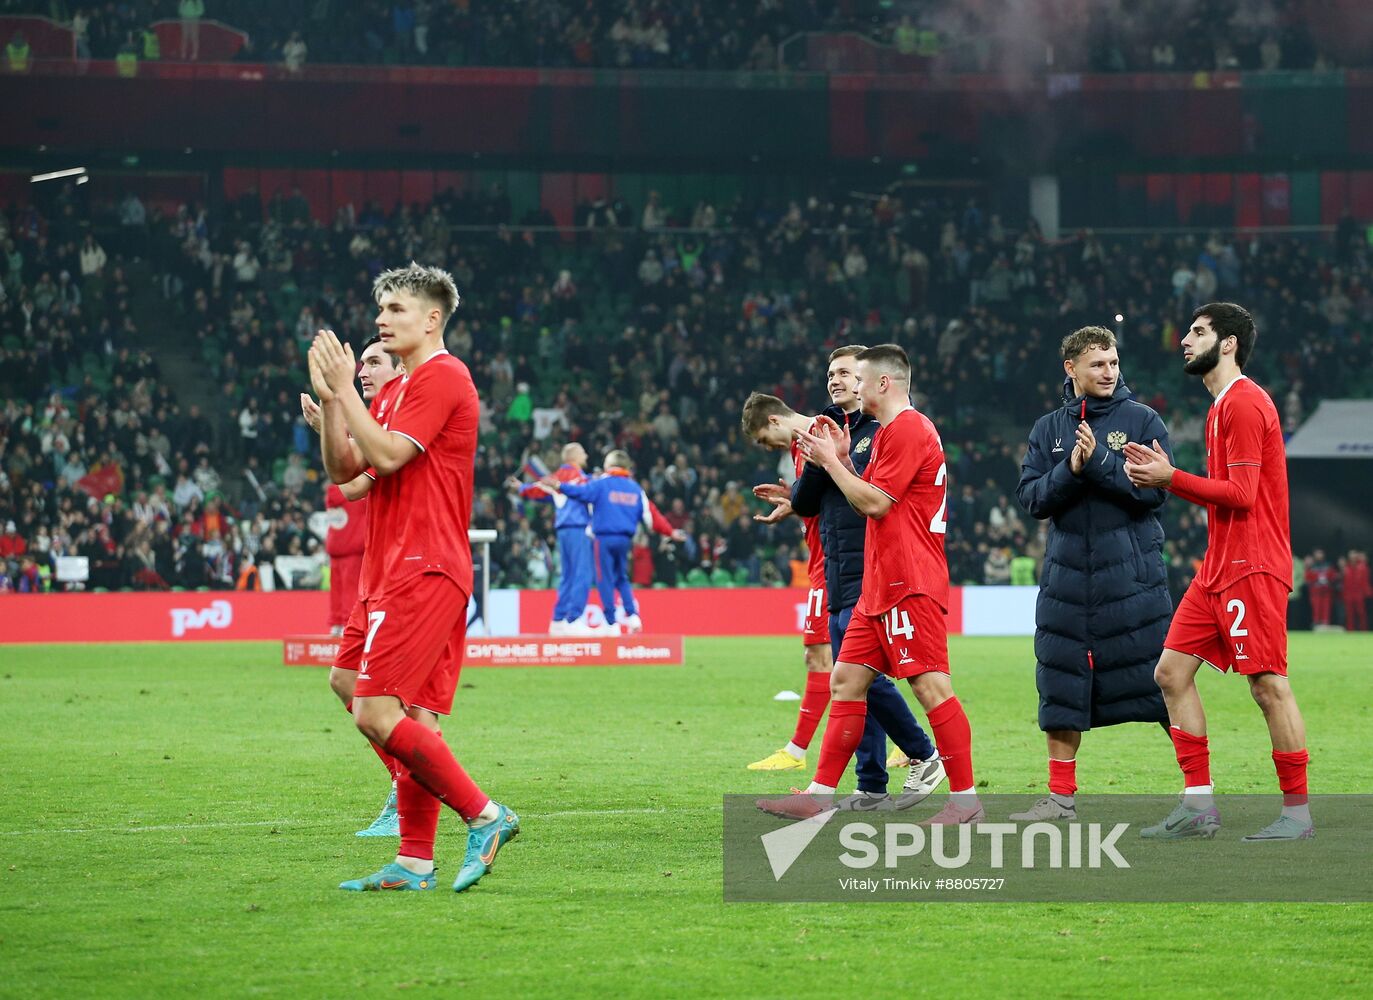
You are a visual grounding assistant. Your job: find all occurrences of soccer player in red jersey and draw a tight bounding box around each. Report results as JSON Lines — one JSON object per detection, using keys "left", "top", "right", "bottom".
{"left": 302, "top": 336, "right": 408, "bottom": 837}
{"left": 740, "top": 391, "right": 834, "bottom": 772}
{"left": 757, "top": 345, "right": 981, "bottom": 825}
{"left": 310, "top": 263, "right": 519, "bottom": 891}
{"left": 1124, "top": 302, "right": 1312, "bottom": 840}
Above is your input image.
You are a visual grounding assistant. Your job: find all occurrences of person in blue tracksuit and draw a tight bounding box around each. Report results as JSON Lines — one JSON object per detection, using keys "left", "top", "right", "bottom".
{"left": 545, "top": 450, "right": 682, "bottom": 633}
{"left": 508, "top": 442, "right": 594, "bottom": 634}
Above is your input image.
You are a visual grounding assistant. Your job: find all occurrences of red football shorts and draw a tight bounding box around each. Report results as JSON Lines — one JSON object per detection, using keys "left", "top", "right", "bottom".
{"left": 333, "top": 599, "right": 368, "bottom": 672}
{"left": 354, "top": 572, "right": 471, "bottom": 715}
{"left": 1165, "top": 573, "right": 1289, "bottom": 676}
{"left": 837, "top": 594, "right": 949, "bottom": 679}
{"left": 328, "top": 553, "right": 364, "bottom": 628}
{"left": 803, "top": 585, "right": 831, "bottom": 647}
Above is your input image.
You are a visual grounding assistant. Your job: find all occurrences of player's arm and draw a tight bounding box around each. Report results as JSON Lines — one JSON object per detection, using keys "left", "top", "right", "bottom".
{"left": 645, "top": 497, "right": 686, "bottom": 540}
{"left": 338, "top": 473, "right": 374, "bottom": 501}
{"left": 796, "top": 422, "right": 892, "bottom": 518}
{"left": 790, "top": 461, "right": 831, "bottom": 517}
{"left": 550, "top": 477, "right": 595, "bottom": 501}
{"left": 1016, "top": 418, "right": 1085, "bottom": 520}
{"left": 1082, "top": 411, "right": 1170, "bottom": 512}
{"left": 1124, "top": 404, "right": 1261, "bottom": 511}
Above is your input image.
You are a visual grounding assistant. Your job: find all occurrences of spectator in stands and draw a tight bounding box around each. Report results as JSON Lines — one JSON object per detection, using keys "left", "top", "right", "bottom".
{"left": 179, "top": 0, "right": 205, "bottom": 61}
{"left": 283, "top": 31, "right": 307, "bottom": 74}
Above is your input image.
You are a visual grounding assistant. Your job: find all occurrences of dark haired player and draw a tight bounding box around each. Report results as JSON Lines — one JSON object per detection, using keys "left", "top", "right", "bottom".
{"left": 1125, "top": 302, "right": 1312, "bottom": 841}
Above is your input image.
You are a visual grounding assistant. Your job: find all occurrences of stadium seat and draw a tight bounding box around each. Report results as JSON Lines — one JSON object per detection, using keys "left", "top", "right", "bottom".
{"left": 684, "top": 568, "right": 710, "bottom": 588}
{"left": 710, "top": 567, "right": 735, "bottom": 587}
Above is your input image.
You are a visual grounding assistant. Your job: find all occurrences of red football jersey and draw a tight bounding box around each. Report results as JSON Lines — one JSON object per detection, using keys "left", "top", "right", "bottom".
{"left": 857, "top": 407, "right": 950, "bottom": 615}
{"left": 791, "top": 423, "right": 826, "bottom": 590}
{"left": 325, "top": 483, "right": 367, "bottom": 558}
{"left": 359, "top": 350, "right": 479, "bottom": 601}
{"left": 1193, "top": 375, "right": 1293, "bottom": 592}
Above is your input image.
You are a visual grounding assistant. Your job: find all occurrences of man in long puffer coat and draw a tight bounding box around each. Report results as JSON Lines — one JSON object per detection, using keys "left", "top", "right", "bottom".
{"left": 1014, "top": 326, "right": 1173, "bottom": 820}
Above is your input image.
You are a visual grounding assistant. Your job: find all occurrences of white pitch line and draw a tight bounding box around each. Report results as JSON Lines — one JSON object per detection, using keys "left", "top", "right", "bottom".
{"left": 0, "top": 819, "right": 291, "bottom": 836}
{"left": 0, "top": 807, "right": 720, "bottom": 836}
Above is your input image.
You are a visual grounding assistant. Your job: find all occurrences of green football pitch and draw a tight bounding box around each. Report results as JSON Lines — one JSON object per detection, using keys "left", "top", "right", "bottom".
{"left": 2, "top": 634, "right": 1370, "bottom": 998}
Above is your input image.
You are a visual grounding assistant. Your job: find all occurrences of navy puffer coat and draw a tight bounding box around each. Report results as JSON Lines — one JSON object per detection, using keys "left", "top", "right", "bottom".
{"left": 1016, "top": 380, "right": 1172, "bottom": 732}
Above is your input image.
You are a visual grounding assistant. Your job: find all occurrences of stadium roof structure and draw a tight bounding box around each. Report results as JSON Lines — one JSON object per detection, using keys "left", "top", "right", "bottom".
{"left": 1286, "top": 400, "right": 1373, "bottom": 459}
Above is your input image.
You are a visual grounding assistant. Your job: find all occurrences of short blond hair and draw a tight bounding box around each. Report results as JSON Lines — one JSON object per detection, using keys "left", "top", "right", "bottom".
{"left": 604, "top": 449, "right": 633, "bottom": 470}
{"left": 373, "top": 262, "right": 461, "bottom": 328}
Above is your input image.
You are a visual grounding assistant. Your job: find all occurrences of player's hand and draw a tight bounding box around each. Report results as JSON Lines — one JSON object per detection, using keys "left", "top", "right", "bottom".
{"left": 796, "top": 423, "right": 841, "bottom": 471}
{"left": 753, "top": 498, "right": 793, "bottom": 524}
{"left": 310, "top": 329, "right": 356, "bottom": 396}
{"left": 307, "top": 350, "right": 336, "bottom": 403}
{"left": 753, "top": 480, "right": 790, "bottom": 504}
{"left": 299, "top": 392, "right": 322, "bottom": 433}
{"left": 1076, "top": 420, "right": 1096, "bottom": 457}
{"left": 810, "top": 413, "right": 851, "bottom": 457}
{"left": 671, "top": 528, "right": 688, "bottom": 542}
{"left": 538, "top": 474, "right": 561, "bottom": 491}
{"left": 1123, "top": 439, "right": 1174, "bottom": 488}
{"left": 1069, "top": 420, "right": 1093, "bottom": 474}
{"left": 503, "top": 476, "right": 523, "bottom": 492}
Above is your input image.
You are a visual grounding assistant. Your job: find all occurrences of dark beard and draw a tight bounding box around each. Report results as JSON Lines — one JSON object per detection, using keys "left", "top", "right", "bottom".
{"left": 1184, "top": 340, "right": 1221, "bottom": 376}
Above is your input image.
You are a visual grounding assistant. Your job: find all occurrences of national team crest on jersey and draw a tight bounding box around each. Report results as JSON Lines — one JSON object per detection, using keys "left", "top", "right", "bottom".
{"left": 1107, "top": 430, "right": 1127, "bottom": 451}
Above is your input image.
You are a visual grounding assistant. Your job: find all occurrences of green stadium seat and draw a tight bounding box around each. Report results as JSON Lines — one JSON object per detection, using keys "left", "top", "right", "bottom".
{"left": 710, "top": 567, "right": 735, "bottom": 587}
{"left": 732, "top": 566, "right": 752, "bottom": 586}
{"left": 684, "top": 568, "right": 710, "bottom": 588}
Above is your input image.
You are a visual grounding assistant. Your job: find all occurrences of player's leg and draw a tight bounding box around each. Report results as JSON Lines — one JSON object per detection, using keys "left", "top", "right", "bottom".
{"left": 594, "top": 534, "right": 620, "bottom": 627}
{"left": 748, "top": 641, "right": 830, "bottom": 771}
{"left": 749, "top": 591, "right": 833, "bottom": 771}
{"left": 550, "top": 530, "right": 574, "bottom": 633}
{"left": 1011, "top": 729, "right": 1081, "bottom": 822}
{"left": 345, "top": 580, "right": 518, "bottom": 891}
{"left": 756, "top": 611, "right": 884, "bottom": 819}
{"left": 1235, "top": 575, "right": 1313, "bottom": 840}
{"left": 1146, "top": 578, "right": 1226, "bottom": 832}
{"left": 904, "top": 670, "right": 982, "bottom": 824}
{"left": 611, "top": 537, "right": 639, "bottom": 629}
{"left": 332, "top": 601, "right": 402, "bottom": 836}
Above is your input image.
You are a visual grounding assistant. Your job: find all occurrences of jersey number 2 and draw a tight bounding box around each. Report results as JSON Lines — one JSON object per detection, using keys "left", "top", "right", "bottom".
{"left": 929, "top": 463, "right": 948, "bottom": 535}
{"left": 1226, "top": 599, "right": 1248, "bottom": 637}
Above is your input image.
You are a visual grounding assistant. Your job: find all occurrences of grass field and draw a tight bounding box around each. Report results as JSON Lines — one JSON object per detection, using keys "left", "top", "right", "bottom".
{"left": 2, "top": 634, "right": 1371, "bottom": 998}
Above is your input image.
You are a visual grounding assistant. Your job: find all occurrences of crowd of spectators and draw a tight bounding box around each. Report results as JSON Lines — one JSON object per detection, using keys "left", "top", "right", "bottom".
{"left": 3, "top": 169, "right": 1372, "bottom": 602}
{"left": 4, "top": 0, "right": 1369, "bottom": 74}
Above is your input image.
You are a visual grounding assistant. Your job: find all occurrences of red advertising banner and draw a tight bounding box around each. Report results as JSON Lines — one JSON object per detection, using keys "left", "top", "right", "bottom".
{"left": 464, "top": 635, "right": 684, "bottom": 667}
{"left": 0, "top": 591, "right": 330, "bottom": 643}
{"left": 283, "top": 635, "right": 340, "bottom": 666}
{"left": 519, "top": 587, "right": 965, "bottom": 636}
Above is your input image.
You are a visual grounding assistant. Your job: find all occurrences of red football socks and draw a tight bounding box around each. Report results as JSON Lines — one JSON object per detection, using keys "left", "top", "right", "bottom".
{"left": 396, "top": 768, "right": 442, "bottom": 861}
{"left": 1169, "top": 727, "right": 1211, "bottom": 787}
{"left": 368, "top": 737, "right": 404, "bottom": 783}
{"left": 791, "top": 673, "right": 831, "bottom": 751}
{"left": 927, "top": 697, "right": 975, "bottom": 792}
{"left": 813, "top": 700, "right": 867, "bottom": 788}
{"left": 1272, "top": 748, "right": 1310, "bottom": 806}
{"left": 384, "top": 716, "right": 490, "bottom": 822}
{"left": 1048, "top": 757, "right": 1077, "bottom": 797}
